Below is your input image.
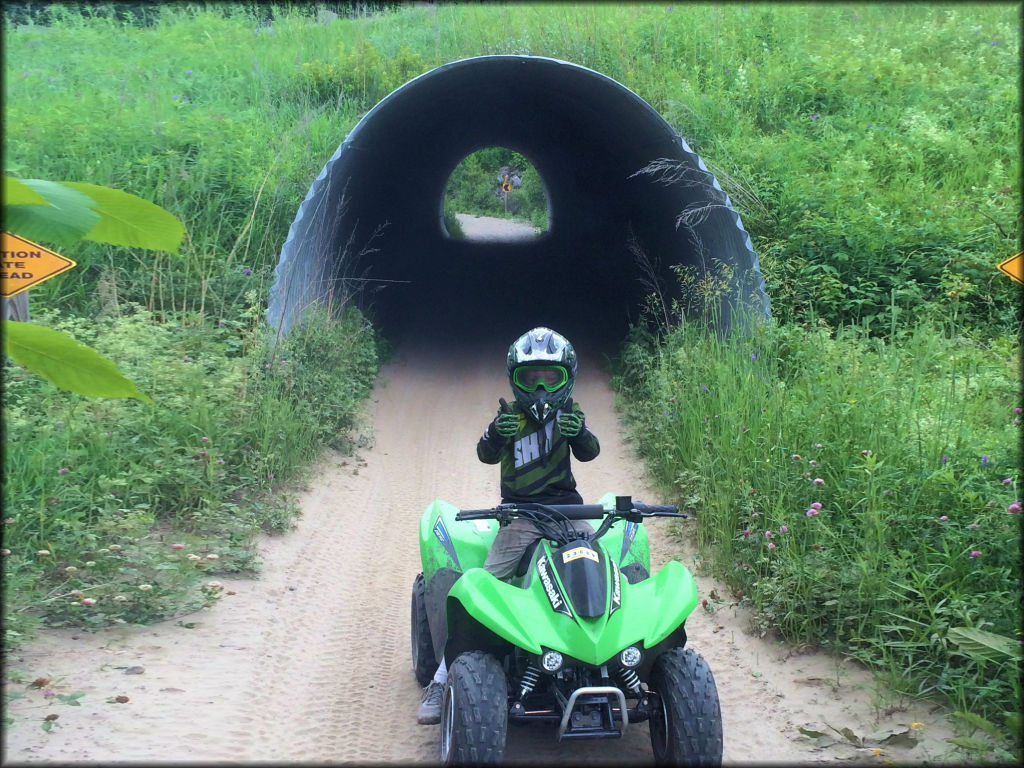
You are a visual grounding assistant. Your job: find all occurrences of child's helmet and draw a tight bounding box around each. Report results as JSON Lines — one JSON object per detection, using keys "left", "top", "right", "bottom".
{"left": 507, "top": 327, "right": 577, "bottom": 423}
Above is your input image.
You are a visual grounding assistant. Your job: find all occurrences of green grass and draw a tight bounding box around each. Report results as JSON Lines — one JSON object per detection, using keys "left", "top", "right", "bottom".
{"left": 613, "top": 305, "right": 1020, "bottom": 754}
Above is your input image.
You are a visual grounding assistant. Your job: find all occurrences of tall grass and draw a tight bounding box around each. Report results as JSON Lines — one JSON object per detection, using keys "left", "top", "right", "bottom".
{"left": 614, "top": 303, "right": 1020, "bottom": 748}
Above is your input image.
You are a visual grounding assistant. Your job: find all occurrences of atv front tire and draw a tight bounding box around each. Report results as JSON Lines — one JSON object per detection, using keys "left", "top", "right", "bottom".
{"left": 440, "top": 651, "right": 508, "bottom": 766}
{"left": 649, "top": 647, "right": 723, "bottom": 766}
{"left": 411, "top": 573, "right": 435, "bottom": 686}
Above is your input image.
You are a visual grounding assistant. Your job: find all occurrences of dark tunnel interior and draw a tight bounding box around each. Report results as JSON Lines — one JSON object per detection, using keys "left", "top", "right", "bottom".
{"left": 268, "top": 56, "right": 768, "bottom": 357}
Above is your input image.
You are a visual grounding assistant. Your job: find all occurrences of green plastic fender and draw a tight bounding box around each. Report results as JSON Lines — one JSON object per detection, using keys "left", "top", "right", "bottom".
{"left": 445, "top": 548, "right": 698, "bottom": 666}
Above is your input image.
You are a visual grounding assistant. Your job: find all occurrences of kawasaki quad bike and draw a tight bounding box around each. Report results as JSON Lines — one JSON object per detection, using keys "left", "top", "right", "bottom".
{"left": 411, "top": 493, "right": 723, "bottom": 766}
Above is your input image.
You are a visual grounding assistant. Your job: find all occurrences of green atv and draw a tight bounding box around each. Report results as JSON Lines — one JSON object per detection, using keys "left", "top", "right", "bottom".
{"left": 411, "top": 493, "right": 723, "bottom": 765}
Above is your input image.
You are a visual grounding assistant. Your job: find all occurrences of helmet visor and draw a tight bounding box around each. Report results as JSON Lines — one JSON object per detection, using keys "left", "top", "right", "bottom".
{"left": 513, "top": 365, "right": 569, "bottom": 393}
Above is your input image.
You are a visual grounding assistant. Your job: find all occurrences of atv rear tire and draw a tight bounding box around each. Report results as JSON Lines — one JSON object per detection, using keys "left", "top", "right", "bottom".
{"left": 649, "top": 647, "right": 723, "bottom": 766}
{"left": 410, "top": 573, "right": 435, "bottom": 686}
{"left": 440, "top": 651, "right": 507, "bottom": 766}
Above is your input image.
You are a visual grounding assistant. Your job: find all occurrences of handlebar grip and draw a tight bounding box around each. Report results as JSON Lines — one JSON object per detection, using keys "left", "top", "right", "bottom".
{"left": 543, "top": 503, "right": 606, "bottom": 520}
{"left": 455, "top": 509, "right": 499, "bottom": 520}
{"left": 635, "top": 503, "right": 682, "bottom": 516}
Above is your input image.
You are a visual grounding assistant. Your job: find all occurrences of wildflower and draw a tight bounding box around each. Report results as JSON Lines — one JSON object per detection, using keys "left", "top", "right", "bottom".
{"left": 809, "top": 460, "right": 818, "bottom": 467}
{"left": 767, "top": 542, "right": 776, "bottom": 550}
{"left": 205, "top": 553, "right": 219, "bottom": 561}
{"left": 38, "top": 550, "right": 51, "bottom": 556}
{"left": 980, "top": 455, "right": 989, "bottom": 467}
{"left": 138, "top": 584, "right": 153, "bottom": 591}
{"left": 802, "top": 472, "right": 811, "bottom": 479}
{"left": 185, "top": 69, "right": 193, "bottom": 75}
{"left": 990, "top": 40, "right": 998, "bottom": 45}
{"left": 243, "top": 268, "right": 252, "bottom": 275}
{"left": 172, "top": 95, "right": 180, "bottom": 100}
{"left": 57, "top": 467, "right": 70, "bottom": 474}
{"left": 1015, "top": 407, "right": 1022, "bottom": 414}
{"left": 779, "top": 525, "right": 788, "bottom": 533}
{"left": 939, "top": 515, "right": 948, "bottom": 521}
{"left": 217, "top": 458, "right": 225, "bottom": 464}
{"left": 806, "top": 509, "right": 818, "bottom": 517}
{"left": 1003, "top": 478, "right": 1013, "bottom": 485}
{"left": 871, "top": 748, "right": 882, "bottom": 756}
{"left": 751, "top": 512, "right": 759, "bottom": 518}
{"left": 815, "top": 443, "right": 823, "bottom": 450}
{"left": 765, "top": 530, "right": 773, "bottom": 538}
{"left": 198, "top": 450, "right": 208, "bottom": 458}
{"left": 113, "top": 595, "right": 128, "bottom": 602}
{"left": 882, "top": 489, "right": 893, "bottom": 496}
{"left": 942, "top": 455, "right": 948, "bottom": 464}
{"left": 813, "top": 478, "right": 824, "bottom": 486}
{"left": 4, "top": 518, "right": 14, "bottom": 524}
{"left": 81, "top": 597, "right": 97, "bottom": 606}
{"left": 791, "top": 454, "right": 801, "bottom": 461}
{"left": 1008, "top": 502, "right": 1022, "bottom": 514}
{"left": 1, "top": 549, "right": 10, "bottom": 557}
{"left": 65, "top": 566, "right": 78, "bottom": 574}
{"left": 968, "top": 523, "right": 979, "bottom": 530}
{"left": 969, "top": 551, "right": 981, "bottom": 558}
{"left": 741, "top": 426, "right": 748, "bottom": 431}
{"left": 188, "top": 554, "right": 201, "bottom": 562}
{"left": 201, "top": 436, "right": 210, "bottom": 443}
{"left": 743, "top": 529, "right": 750, "bottom": 539}
{"left": 171, "top": 543, "right": 185, "bottom": 550}
{"left": 84, "top": 561, "right": 96, "bottom": 567}
{"left": 108, "top": 544, "right": 122, "bottom": 551}
{"left": 911, "top": 722, "right": 924, "bottom": 729}
{"left": 811, "top": 502, "right": 822, "bottom": 509}
{"left": 811, "top": 114, "right": 819, "bottom": 120}
{"left": 206, "top": 581, "right": 223, "bottom": 590}
{"left": 861, "top": 449, "right": 873, "bottom": 457}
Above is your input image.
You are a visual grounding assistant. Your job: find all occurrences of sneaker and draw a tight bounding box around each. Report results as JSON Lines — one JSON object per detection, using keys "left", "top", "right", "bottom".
{"left": 417, "top": 680, "right": 444, "bottom": 725}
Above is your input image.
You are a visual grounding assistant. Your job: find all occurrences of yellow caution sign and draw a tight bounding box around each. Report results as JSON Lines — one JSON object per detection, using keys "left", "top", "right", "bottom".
{"left": 997, "top": 252, "right": 1023, "bottom": 285}
{"left": 1, "top": 232, "right": 77, "bottom": 298}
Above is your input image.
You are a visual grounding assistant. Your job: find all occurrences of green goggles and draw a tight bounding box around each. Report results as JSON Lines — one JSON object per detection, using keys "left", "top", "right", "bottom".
{"left": 513, "top": 365, "right": 569, "bottom": 393}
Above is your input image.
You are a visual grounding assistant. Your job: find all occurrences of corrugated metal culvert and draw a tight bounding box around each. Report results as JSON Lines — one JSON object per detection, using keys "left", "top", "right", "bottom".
{"left": 268, "top": 56, "right": 770, "bottom": 345}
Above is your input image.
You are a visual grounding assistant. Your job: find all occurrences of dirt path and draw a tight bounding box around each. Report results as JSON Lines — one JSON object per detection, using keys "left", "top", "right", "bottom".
{"left": 3, "top": 219, "right": 956, "bottom": 765}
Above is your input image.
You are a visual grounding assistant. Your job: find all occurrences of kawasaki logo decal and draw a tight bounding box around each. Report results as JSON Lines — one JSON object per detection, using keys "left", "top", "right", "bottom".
{"left": 432, "top": 517, "right": 461, "bottom": 570}
{"left": 537, "top": 555, "right": 573, "bottom": 619}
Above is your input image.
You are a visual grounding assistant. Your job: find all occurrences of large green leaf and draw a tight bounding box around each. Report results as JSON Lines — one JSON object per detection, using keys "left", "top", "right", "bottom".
{"left": 947, "top": 627, "right": 1021, "bottom": 662}
{"left": 62, "top": 182, "right": 185, "bottom": 253}
{"left": 3, "top": 176, "right": 49, "bottom": 205}
{"left": 3, "top": 180, "right": 99, "bottom": 246}
{"left": 3, "top": 320, "right": 153, "bottom": 404}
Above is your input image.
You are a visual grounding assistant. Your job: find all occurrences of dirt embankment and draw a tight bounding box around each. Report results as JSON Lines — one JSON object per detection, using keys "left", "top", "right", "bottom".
{"left": 3, "top": 219, "right": 955, "bottom": 765}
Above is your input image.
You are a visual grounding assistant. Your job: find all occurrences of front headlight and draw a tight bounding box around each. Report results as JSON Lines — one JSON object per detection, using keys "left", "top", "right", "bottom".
{"left": 540, "top": 650, "right": 564, "bottom": 672}
{"left": 619, "top": 645, "right": 642, "bottom": 668}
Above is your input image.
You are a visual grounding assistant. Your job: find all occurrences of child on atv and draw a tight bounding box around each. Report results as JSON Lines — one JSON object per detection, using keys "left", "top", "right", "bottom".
{"left": 417, "top": 326, "right": 601, "bottom": 724}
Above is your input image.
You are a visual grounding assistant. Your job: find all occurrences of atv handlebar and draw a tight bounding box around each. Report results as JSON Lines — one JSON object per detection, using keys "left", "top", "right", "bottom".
{"left": 456, "top": 504, "right": 607, "bottom": 521}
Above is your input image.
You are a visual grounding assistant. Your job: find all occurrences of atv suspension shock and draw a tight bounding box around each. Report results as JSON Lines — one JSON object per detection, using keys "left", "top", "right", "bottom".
{"left": 518, "top": 665, "right": 541, "bottom": 700}
{"left": 617, "top": 667, "right": 643, "bottom": 695}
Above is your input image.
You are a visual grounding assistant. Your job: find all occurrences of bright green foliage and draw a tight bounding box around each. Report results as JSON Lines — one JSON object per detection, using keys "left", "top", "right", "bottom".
{"left": 614, "top": 312, "right": 1020, "bottom": 731}
{"left": 4, "top": 178, "right": 184, "bottom": 252}
{"left": 3, "top": 321, "right": 152, "bottom": 403}
{"left": 444, "top": 147, "right": 549, "bottom": 229}
{"left": 2, "top": 304, "right": 378, "bottom": 637}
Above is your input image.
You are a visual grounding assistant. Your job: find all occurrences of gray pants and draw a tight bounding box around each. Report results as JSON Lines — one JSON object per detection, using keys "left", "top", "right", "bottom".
{"left": 483, "top": 517, "right": 595, "bottom": 580}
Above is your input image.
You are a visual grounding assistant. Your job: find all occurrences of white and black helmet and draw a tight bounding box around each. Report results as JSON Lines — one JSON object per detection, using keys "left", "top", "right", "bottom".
{"left": 507, "top": 327, "right": 578, "bottom": 423}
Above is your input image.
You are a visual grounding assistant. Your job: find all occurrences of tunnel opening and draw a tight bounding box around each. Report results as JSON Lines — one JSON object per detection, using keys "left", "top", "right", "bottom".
{"left": 443, "top": 147, "right": 551, "bottom": 242}
{"left": 268, "top": 56, "right": 770, "bottom": 358}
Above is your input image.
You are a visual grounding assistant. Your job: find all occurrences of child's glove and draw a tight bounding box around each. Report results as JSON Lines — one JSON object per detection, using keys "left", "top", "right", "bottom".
{"left": 493, "top": 410, "right": 519, "bottom": 439}
{"left": 557, "top": 410, "right": 585, "bottom": 438}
